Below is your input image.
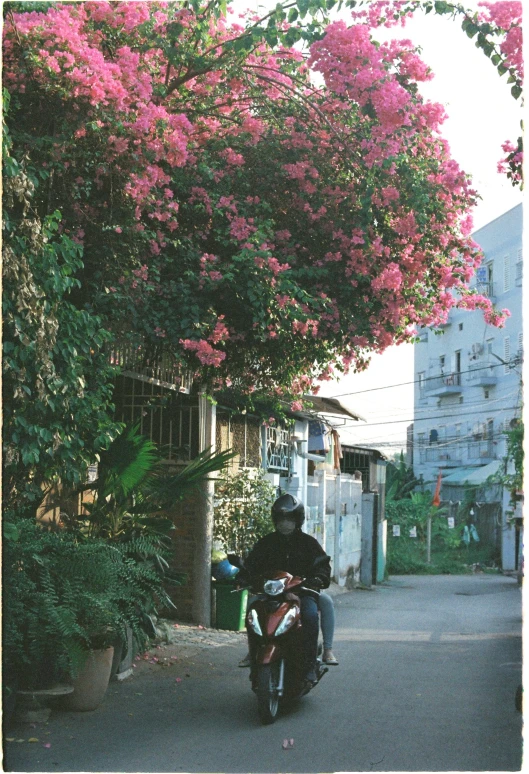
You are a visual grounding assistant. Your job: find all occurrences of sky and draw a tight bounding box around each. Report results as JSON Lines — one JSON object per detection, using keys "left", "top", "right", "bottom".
{"left": 233, "top": 1, "right": 523, "bottom": 456}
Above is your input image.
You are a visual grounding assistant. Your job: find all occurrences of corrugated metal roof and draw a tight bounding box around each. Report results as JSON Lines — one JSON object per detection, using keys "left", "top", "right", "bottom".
{"left": 442, "top": 460, "right": 502, "bottom": 486}
{"left": 297, "top": 395, "right": 365, "bottom": 422}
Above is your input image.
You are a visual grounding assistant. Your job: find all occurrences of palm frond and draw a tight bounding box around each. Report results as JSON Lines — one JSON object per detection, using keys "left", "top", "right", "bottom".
{"left": 146, "top": 447, "right": 236, "bottom": 509}
{"left": 99, "top": 424, "right": 160, "bottom": 498}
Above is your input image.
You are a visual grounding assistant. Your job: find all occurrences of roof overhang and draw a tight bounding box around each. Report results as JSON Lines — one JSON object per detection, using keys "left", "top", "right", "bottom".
{"left": 441, "top": 460, "right": 502, "bottom": 486}
{"left": 291, "top": 395, "right": 365, "bottom": 423}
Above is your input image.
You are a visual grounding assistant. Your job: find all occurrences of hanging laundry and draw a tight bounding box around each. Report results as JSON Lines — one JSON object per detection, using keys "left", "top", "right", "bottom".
{"left": 462, "top": 525, "right": 470, "bottom": 546}
{"left": 331, "top": 429, "right": 343, "bottom": 470}
{"left": 470, "top": 524, "right": 480, "bottom": 542}
{"left": 308, "top": 420, "right": 330, "bottom": 453}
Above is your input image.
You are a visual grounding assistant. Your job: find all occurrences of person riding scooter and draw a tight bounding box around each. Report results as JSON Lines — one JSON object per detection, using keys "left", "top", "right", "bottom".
{"left": 242, "top": 493, "right": 331, "bottom": 684}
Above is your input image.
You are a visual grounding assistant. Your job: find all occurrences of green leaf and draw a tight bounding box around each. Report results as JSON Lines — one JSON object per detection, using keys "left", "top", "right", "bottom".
{"left": 297, "top": 0, "right": 310, "bottom": 18}
{"left": 288, "top": 7, "right": 299, "bottom": 22}
{"left": 464, "top": 22, "right": 479, "bottom": 38}
{"left": 3, "top": 522, "right": 20, "bottom": 541}
{"left": 511, "top": 85, "right": 522, "bottom": 100}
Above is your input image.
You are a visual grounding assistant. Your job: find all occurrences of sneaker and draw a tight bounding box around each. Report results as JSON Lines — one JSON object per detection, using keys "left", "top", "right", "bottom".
{"left": 238, "top": 653, "right": 251, "bottom": 668}
{"left": 305, "top": 666, "right": 317, "bottom": 684}
{"left": 323, "top": 649, "right": 339, "bottom": 665}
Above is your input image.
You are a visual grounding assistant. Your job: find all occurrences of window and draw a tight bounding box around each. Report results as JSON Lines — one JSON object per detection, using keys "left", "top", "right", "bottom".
{"left": 439, "top": 355, "right": 445, "bottom": 372}
{"left": 518, "top": 332, "right": 523, "bottom": 359}
{"left": 458, "top": 323, "right": 464, "bottom": 331}
{"left": 265, "top": 425, "right": 291, "bottom": 473}
{"left": 418, "top": 372, "right": 425, "bottom": 397}
{"left": 484, "top": 390, "right": 490, "bottom": 399}
{"left": 455, "top": 350, "right": 461, "bottom": 373}
{"left": 504, "top": 337, "right": 511, "bottom": 373}
{"left": 503, "top": 255, "right": 510, "bottom": 293}
{"left": 486, "top": 338, "right": 494, "bottom": 355}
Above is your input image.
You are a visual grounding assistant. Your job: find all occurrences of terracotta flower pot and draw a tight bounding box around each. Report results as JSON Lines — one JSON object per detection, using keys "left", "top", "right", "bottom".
{"left": 61, "top": 647, "right": 114, "bottom": 712}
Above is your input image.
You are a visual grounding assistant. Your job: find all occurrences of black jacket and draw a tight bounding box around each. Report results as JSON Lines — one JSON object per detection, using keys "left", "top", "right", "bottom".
{"left": 244, "top": 529, "right": 331, "bottom": 589}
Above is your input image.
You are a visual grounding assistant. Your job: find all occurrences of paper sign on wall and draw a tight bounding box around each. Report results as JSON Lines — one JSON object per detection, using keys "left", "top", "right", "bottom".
{"left": 447, "top": 517, "right": 455, "bottom": 529}
{"left": 409, "top": 526, "right": 417, "bottom": 538}
{"left": 393, "top": 525, "right": 401, "bottom": 537}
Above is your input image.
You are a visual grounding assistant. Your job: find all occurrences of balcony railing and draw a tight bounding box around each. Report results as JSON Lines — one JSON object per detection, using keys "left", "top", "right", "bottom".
{"left": 424, "top": 371, "right": 462, "bottom": 396}
{"left": 109, "top": 340, "right": 194, "bottom": 393}
{"left": 475, "top": 281, "right": 495, "bottom": 299}
{"left": 418, "top": 436, "right": 497, "bottom": 465}
{"left": 467, "top": 440, "right": 496, "bottom": 461}
{"left": 422, "top": 446, "right": 463, "bottom": 465}
{"left": 466, "top": 359, "right": 498, "bottom": 387}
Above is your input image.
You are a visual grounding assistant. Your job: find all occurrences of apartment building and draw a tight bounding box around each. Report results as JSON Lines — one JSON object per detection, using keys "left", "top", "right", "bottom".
{"left": 412, "top": 204, "right": 523, "bottom": 568}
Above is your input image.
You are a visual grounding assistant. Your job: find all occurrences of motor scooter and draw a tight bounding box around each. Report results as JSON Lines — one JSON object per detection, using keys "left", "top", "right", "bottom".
{"left": 243, "top": 570, "right": 328, "bottom": 724}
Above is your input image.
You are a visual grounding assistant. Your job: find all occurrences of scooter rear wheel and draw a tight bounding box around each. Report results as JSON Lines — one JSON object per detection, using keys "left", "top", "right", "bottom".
{"left": 256, "top": 663, "right": 280, "bottom": 724}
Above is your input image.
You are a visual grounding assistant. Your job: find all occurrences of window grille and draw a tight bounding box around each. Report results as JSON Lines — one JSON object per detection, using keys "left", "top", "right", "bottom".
{"left": 265, "top": 425, "right": 292, "bottom": 473}
{"left": 113, "top": 375, "right": 199, "bottom": 461}
{"left": 216, "top": 411, "right": 261, "bottom": 469}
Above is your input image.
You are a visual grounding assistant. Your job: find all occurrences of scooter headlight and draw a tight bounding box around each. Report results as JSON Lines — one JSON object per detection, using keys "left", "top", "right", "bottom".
{"left": 274, "top": 607, "right": 299, "bottom": 637}
{"left": 263, "top": 578, "right": 288, "bottom": 596}
{"left": 246, "top": 608, "right": 262, "bottom": 636}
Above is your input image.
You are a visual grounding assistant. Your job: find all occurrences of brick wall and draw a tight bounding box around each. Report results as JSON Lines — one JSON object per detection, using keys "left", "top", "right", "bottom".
{"left": 164, "top": 490, "right": 201, "bottom": 622}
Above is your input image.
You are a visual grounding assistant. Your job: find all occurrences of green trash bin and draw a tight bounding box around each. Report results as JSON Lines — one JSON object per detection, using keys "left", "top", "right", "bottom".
{"left": 214, "top": 582, "right": 248, "bottom": 631}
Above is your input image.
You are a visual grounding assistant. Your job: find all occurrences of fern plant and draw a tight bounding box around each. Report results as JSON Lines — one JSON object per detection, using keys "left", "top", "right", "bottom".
{"left": 3, "top": 519, "right": 169, "bottom": 689}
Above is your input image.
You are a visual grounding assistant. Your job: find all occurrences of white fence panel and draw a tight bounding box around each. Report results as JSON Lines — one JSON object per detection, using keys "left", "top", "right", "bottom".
{"left": 306, "top": 472, "right": 363, "bottom": 586}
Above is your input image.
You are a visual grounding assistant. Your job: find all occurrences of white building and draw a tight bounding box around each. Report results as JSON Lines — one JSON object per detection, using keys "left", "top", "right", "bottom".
{"left": 412, "top": 203, "right": 523, "bottom": 569}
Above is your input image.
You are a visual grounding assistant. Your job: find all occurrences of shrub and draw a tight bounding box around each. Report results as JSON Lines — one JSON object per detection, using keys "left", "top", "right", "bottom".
{"left": 213, "top": 468, "right": 276, "bottom": 555}
{"left": 2, "top": 519, "right": 169, "bottom": 689}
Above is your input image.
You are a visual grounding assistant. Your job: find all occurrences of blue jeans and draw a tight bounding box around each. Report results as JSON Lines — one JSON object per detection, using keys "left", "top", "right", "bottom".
{"left": 318, "top": 591, "right": 335, "bottom": 650}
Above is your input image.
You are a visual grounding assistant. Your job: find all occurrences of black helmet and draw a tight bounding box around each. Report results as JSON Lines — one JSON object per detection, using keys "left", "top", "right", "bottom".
{"left": 271, "top": 494, "right": 305, "bottom": 528}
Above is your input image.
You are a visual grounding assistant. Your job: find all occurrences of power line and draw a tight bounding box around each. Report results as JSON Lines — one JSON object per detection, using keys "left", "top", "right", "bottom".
{"left": 341, "top": 405, "right": 521, "bottom": 428}
{"left": 329, "top": 357, "right": 522, "bottom": 399}
{"left": 355, "top": 387, "right": 520, "bottom": 422}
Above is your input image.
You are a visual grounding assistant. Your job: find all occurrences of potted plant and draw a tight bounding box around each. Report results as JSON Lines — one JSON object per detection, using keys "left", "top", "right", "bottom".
{"left": 2, "top": 519, "right": 168, "bottom": 711}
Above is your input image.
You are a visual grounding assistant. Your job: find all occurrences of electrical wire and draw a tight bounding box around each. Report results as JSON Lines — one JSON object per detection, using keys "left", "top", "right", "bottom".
{"left": 335, "top": 404, "right": 521, "bottom": 428}
{"left": 328, "top": 356, "right": 522, "bottom": 398}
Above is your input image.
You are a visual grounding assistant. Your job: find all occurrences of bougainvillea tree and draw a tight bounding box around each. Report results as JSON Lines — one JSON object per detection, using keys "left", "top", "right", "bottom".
{"left": 3, "top": 0, "right": 517, "bottom": 509}
{"left": 347, "top": 0, "right": 523, "bottom": 186}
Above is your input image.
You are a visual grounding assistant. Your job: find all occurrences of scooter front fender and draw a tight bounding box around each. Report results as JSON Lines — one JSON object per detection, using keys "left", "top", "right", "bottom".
{"left": 256, "top": 642, "right": 282, "bottom": 665}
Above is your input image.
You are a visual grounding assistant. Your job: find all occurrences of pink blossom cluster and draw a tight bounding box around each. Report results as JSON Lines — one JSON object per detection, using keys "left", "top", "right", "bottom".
{"left": 180, "top": 339, "right": 226, "bottom": 367}
{"left": 479, "top": 2, "right": 523, "bottom": 82}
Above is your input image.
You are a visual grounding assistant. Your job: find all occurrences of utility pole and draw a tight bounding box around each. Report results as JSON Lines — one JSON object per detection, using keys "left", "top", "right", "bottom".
{"left": 426, "top": 513, "right": 432, "bottom": 564}
{"left": 192, "top": 390, "right": 216, "bottom": 626}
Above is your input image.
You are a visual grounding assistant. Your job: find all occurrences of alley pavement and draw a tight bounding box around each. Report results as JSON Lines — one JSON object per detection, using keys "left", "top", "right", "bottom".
{"left": 3, "top": 574, "right": 523, "bottom": 773}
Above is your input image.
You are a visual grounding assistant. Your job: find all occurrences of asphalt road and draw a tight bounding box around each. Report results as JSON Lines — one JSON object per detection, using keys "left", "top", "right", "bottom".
{"left": 4, "top": 574, "right": 523, "bottom": 772}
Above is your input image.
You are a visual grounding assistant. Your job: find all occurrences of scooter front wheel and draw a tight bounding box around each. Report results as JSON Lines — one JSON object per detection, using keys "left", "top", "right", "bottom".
{"left": 256, "top": 663, "right": 280, "bottom": 724}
